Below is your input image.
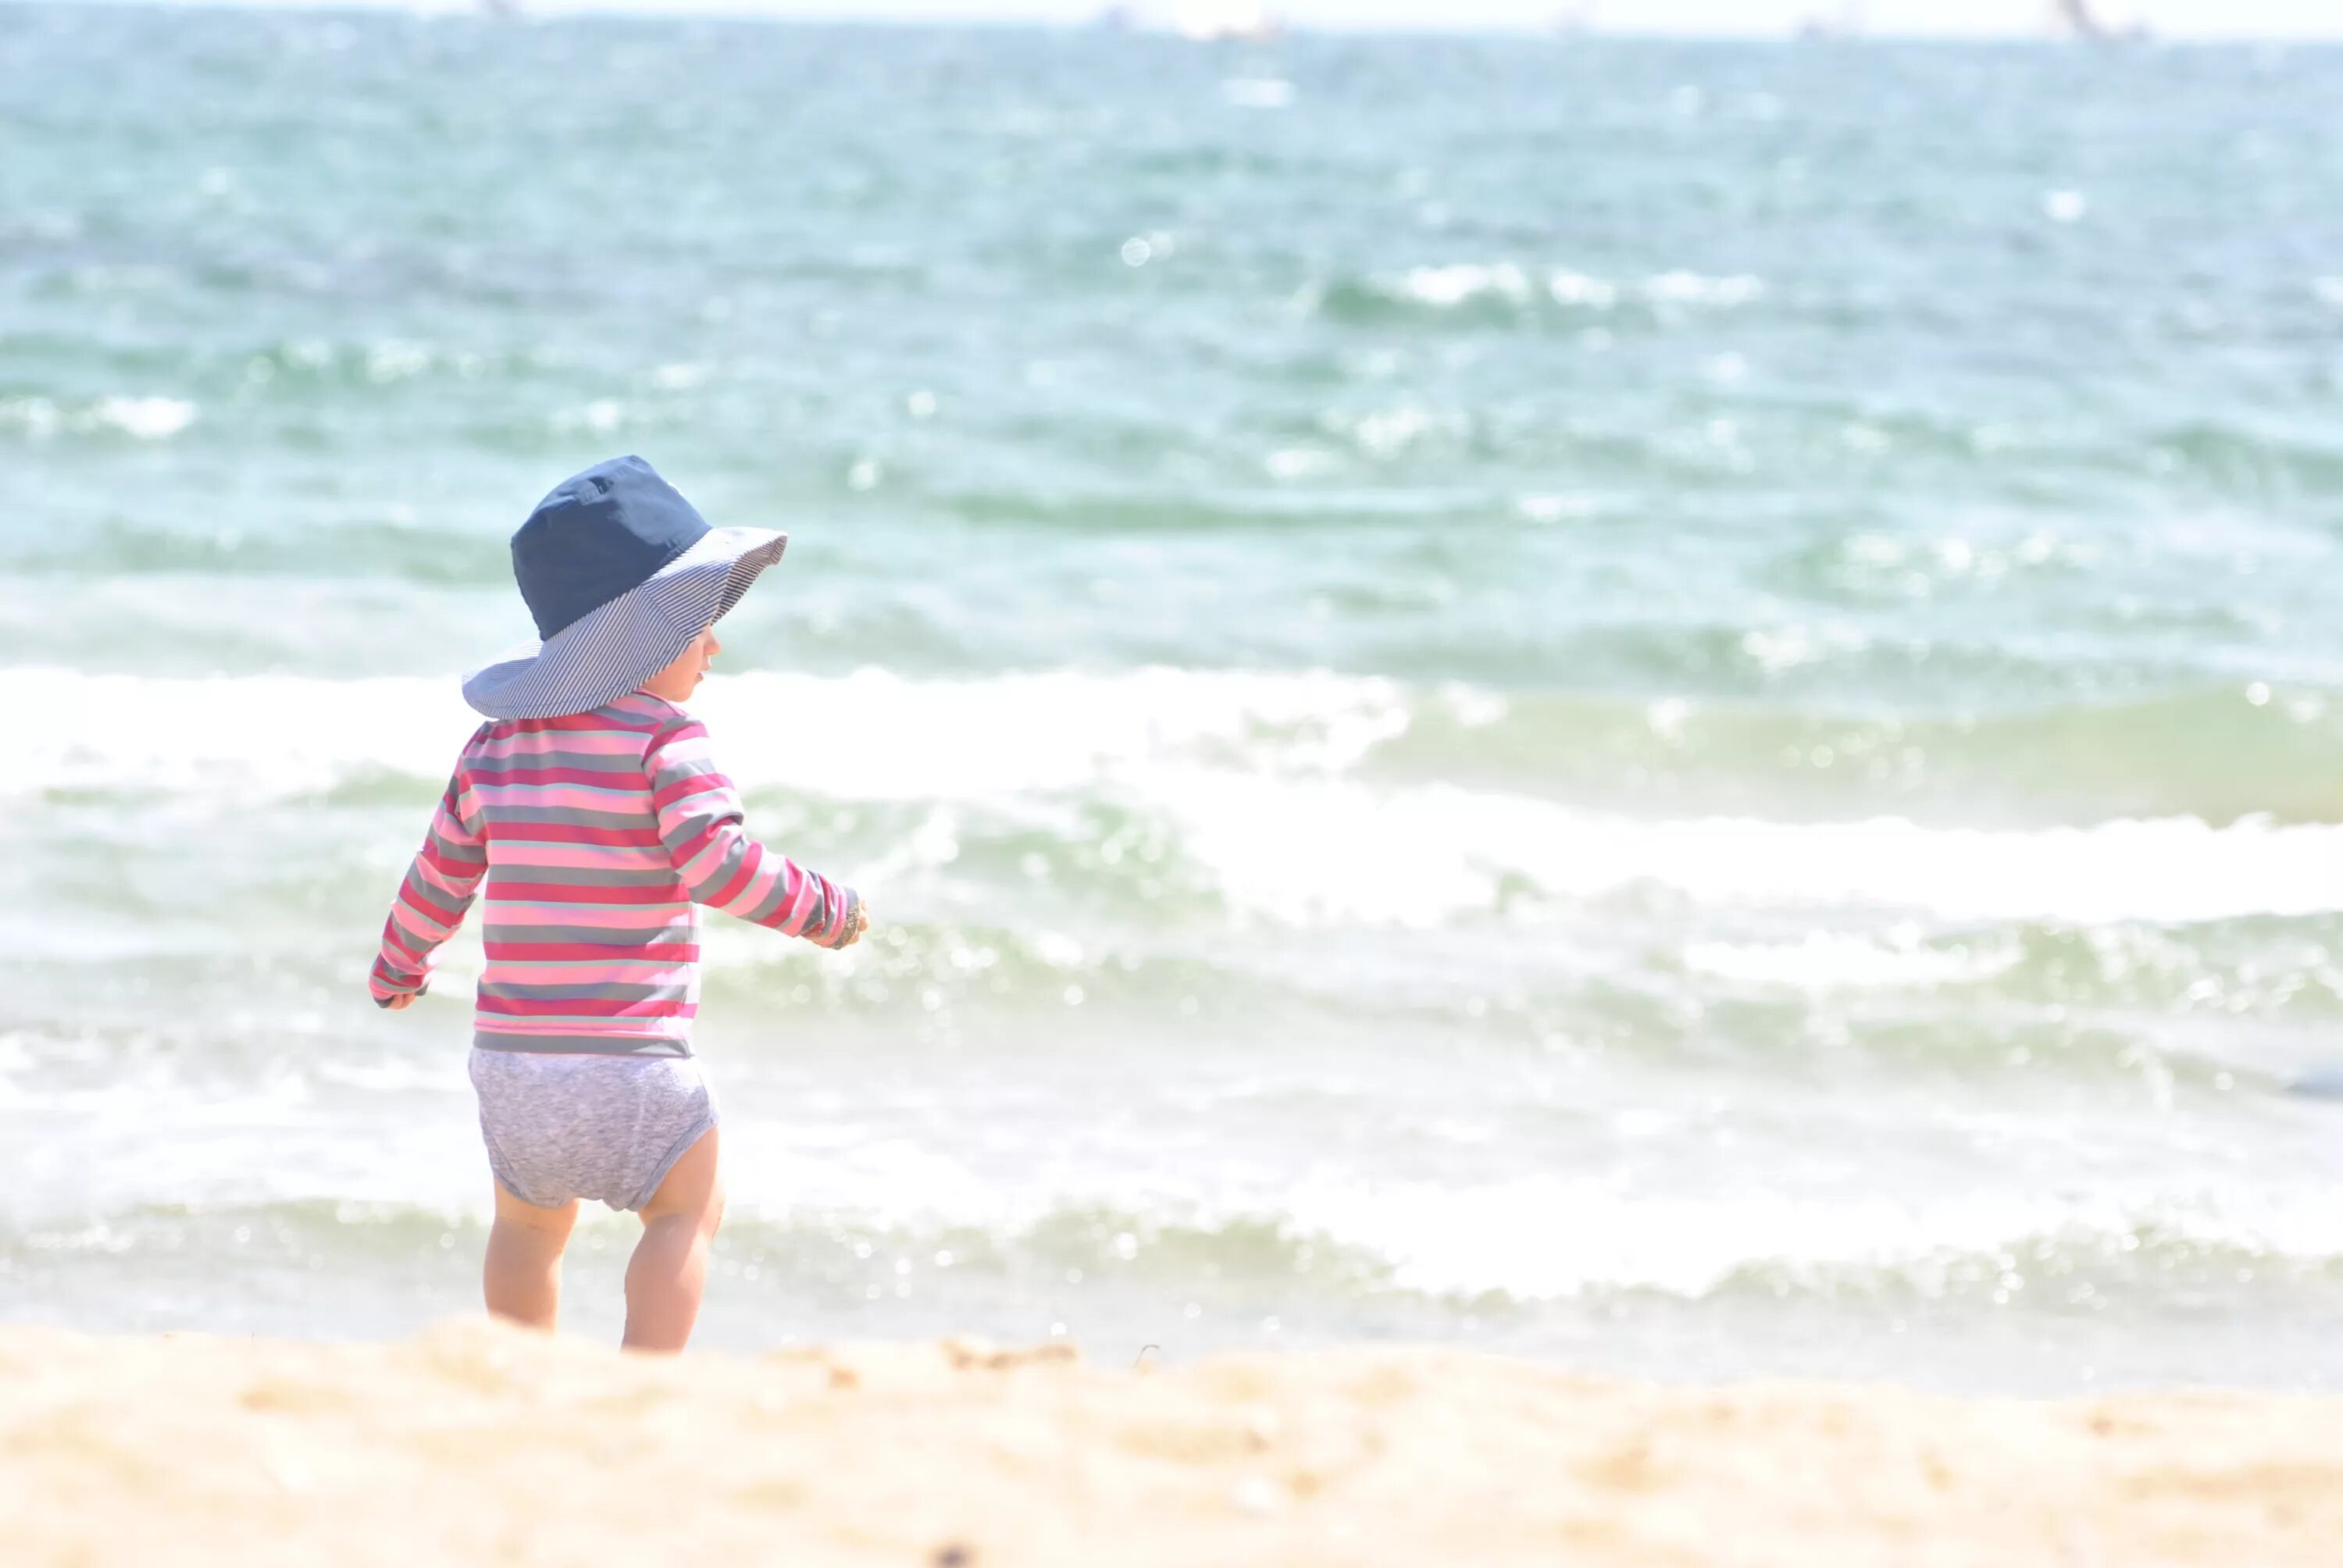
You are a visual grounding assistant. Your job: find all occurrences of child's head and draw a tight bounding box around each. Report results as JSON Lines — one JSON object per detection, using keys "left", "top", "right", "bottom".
{"left": 640, "top": 623, "right": 719, "bottom": 703}
{"left": 460, "top": 455, "right": 786, "bottom": 722}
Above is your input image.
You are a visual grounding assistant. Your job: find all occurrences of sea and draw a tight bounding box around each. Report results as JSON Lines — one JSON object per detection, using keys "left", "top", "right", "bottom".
{"left": 5, "top": 4, "right": 2343, "bottom": 1394}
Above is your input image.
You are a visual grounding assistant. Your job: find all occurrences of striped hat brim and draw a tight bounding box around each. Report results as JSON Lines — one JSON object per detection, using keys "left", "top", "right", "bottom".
{"left": 461, "top": 527, "right": 787, "bottom": 720}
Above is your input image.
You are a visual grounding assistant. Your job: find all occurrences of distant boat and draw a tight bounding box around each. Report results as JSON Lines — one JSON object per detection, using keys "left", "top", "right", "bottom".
{"left": 1174, "top": 2, "right": 1281, "bottom": 41}
{"left": 1796, "top": 5, "right": 1865, "bottom": 40}
{"left": 2049, "top": 0, "right": 2150, "bottom": 41}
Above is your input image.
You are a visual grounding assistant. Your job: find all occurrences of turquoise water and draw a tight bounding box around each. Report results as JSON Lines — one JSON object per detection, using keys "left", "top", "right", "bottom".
{"left": 6, "top": 5, "right": 2343, "bottom": 1390}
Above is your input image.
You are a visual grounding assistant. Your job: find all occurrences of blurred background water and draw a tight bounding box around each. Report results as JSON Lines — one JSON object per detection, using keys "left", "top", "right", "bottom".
{"left": 5, "top": 4, "right": 2343, "bottom": 1392}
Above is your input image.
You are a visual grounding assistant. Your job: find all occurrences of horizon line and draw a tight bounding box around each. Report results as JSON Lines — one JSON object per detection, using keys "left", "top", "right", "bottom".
{"left": 17, "top": 0, "right": 2343, "bottom": 44}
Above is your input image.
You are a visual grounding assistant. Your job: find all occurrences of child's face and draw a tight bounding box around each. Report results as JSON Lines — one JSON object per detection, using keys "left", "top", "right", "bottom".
{"left": 641, "top": 625, "right": 720, "bottom": 702}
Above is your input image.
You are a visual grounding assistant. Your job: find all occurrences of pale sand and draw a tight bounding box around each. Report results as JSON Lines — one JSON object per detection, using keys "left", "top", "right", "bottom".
{"left": 5, "top": 1320, "right": 2340, "bottom": 1566}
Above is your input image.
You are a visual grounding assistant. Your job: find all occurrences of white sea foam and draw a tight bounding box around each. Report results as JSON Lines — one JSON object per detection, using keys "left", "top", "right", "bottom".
{"left": 1282, "top": 1171, "right": 2343, "bottom": 1300}
{"left": 0, "top": 394, "right": 195, "bottom": 440}
{"left": 1391, "top": 265, "right": 1763, "bottom": 312}
{"left": 90, "top": 396, "right": 197, "bottom": 440}
{"left": 1683, "top": 932, "right": 2016, "bottom": 992}
{"left": 12, "top": 667, "right": 2343, "bottom": 928}
{"left": 13, "top": 1000, "right": 2343, "bottom": 1306}
{"left": 1397, "top": 262, "right": 1534, "bottom": 307}
{"left": 1, "top": 665, "right": 1413, "bottom": 800}
{"left": 1546, "top": 270, "right": 1619, "bottom": 307}
{"left": 1643, "top": 269, "right": 1764, "bottom": 306}
{"left": 1175, "top": 776, "right": 2343, "bottom": 927}
{"left": 695, "top": 1099, "right": 2343, "bottom": 1302}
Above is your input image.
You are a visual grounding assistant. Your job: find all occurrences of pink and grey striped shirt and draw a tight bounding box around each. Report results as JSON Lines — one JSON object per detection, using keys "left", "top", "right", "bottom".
{"left": 369, "top": 692, "right": 859, "bottom": 1057}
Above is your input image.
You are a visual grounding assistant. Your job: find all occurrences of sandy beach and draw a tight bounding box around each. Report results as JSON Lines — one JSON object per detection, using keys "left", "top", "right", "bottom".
{"left": 2, "top": 1320, "right": 2338, "bottom": 1566}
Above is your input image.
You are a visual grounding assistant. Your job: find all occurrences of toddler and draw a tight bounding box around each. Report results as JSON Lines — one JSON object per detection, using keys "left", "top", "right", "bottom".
{"left": 369, "top": 455, "right": 866, "bottom": 1351}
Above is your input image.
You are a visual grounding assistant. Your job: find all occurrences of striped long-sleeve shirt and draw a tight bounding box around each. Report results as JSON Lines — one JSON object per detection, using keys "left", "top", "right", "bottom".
{"left": 369, "top": 693, "right": 859, "bottom": 1057}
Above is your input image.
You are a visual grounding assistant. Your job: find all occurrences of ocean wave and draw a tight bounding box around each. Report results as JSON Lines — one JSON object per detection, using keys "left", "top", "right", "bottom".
{"left": 14, "top": 667, "right": 2343, "bottom": 929}
{"left": 0, "top": 394, "right": 197, "bottom": 442}
{"left": 16, "top": 1190, "right": 2343, "bottom": 1319}
{"left": 0, "top": 516, "right": 508, "bottom": 581}
{"left": 21, "top": 666, "right": 2341, "bottom": 821}
{"left": 1181, "top": 787, "right": 2343, "bottom": 926}
{"left": 1372, "top": 684, "right": 2343, "bottom": 825}
{"left": 1684, "top": 932, "right": 2019, "bottom": 992}
{"left": 2, "top": 665, "right": 1414, "bottom": 802}
{"left": 1277, "top": 1177, "right": 2343, "bottom": 1303}
{"left": 1311, "top": 264, "right": 1764, "bottom": 328}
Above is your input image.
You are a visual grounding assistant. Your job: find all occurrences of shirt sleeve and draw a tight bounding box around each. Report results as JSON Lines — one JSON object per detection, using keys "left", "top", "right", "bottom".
{"left": 368, "top": 754, "right": 489, "bottom": 1007}
{"left": 644, "top": 716, "right": 861, "bottom": 946}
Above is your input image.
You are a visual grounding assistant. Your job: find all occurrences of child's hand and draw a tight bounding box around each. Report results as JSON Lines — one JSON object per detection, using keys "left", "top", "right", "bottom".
{"left": 834, "top": 902, "right": 873, "bottom": 948}
{"left": 382, "top": 992, "right": 418, "bottom": 1011}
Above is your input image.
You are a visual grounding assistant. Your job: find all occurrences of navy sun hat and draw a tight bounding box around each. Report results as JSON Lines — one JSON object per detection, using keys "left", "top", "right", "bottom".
{"left": 460, "top": 455, "right": 786, "bottom": 719}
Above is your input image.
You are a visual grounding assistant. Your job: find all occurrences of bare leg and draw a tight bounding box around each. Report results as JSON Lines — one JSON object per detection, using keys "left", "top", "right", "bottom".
{"left": 484, "top": 1183, "right": 577, "bottom": 1331}
{"left": 623, "top": 1127, "right": 723, "bottom": 1353}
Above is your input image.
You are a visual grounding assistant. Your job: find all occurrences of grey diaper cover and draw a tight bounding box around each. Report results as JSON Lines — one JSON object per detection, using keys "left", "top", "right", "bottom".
{"left": 468, "top": 1046, "right": 719, "bottom": 1212}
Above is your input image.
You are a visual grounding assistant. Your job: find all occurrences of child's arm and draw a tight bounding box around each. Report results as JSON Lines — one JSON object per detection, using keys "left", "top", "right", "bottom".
{"left": 369, "top": 767, "right": 489, "bottom": 1007}
{"left": 646, "top": 716, "right": 863, "bottom": 947}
